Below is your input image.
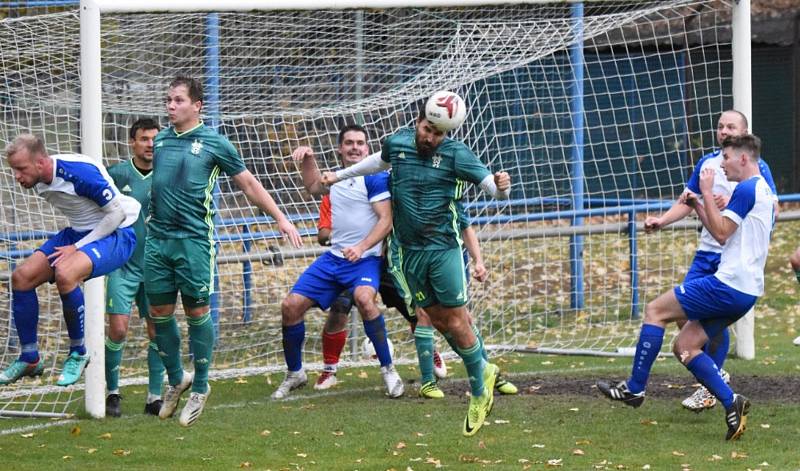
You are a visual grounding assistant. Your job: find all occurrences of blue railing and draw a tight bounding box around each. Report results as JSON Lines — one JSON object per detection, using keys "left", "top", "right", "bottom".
{"left": 4, "top": 194, "right": 800, "bottom": 324}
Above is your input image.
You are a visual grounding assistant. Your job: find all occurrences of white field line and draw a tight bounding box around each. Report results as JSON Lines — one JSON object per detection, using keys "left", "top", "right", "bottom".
{"left": 0, "top": 363, "right": 628, "bottom": 436}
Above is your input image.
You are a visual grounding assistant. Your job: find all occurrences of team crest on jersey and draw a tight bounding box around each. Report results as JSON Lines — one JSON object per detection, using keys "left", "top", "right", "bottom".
{"left": 431, "top": 154, "right": 442, "bottom": 168}
{"left": 398, "top": 152, "right": 406, "bottom": 159}
{"left": 191, "top": 139, "right": 203, "bottom": 155}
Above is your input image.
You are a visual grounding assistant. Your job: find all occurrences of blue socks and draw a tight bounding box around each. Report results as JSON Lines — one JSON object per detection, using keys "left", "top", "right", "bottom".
{"left": 282, "top": 322, "right": 305, "bottom": 372}
{"left": 686, "top": 353, "right": 734, "bottom": 408}
{"left": 12, "top": 289, "right": 40, "bottom": 363}
{"left": 363, "top": 315, "right": 392, "bottom": 367}
{"left": 704, "top": 329, "right": 729, "bottom": 369}
{"left": 627, "top": 323, "right": 665, "bottom": 394}
{"left": 60, "top": 287, "right": 86, "bottom": 356}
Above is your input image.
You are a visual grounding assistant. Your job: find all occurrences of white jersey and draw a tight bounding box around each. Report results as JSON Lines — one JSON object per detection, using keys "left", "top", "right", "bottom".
{"left": 684, "top": 150, "right": 778, "bottom": 253}
{"left": 35, "top": 154, "right": 140, "bottom": 232}
{"left": 329, "top": 171, "right": 390, "bottom": 259}
{"left": 714, "top": 175, "right": 773, "bottom": 296}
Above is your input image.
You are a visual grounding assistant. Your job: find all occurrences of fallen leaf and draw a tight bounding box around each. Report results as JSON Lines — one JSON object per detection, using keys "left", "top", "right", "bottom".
{"left": 546, "top": 458, "right": 563, "bottom": 467}
{"left": 260, "top": 430, "right": 271, "bottom": 436}
{"left": 672, "top": 451, "right": 686, "bottom": 457}
{"left": 87, "top": 449, "right": 97, "bottom": 454}
{"left": 709, "top": 455, "right": 723, "bottom": 461}
{"left": 112, "top": 449, "right": 131, "bottom": 456}
{"left": 731, "top": 451, "right": 748, "bottom": 459}
{"left": 99, "top": 433, "right": 112, "bottom": 440}
{"left": 239, "top": 462, "right": 252, "bottom": 468}
{"left": 332, "top": 430, "right": 344, "bottom": 436}
{"left": 760, "top": 423, "right": 770, "bottom": 429}
{"left": 573, "top": 449, "right": 585, "bottom": 455}
{"left": 532, "top": 444, "right": 546, "bottom": 448}
{"left": 235, "top": 377, "right": 248, "bottom": 384}
{"left": 297, "top": 453, "right": 307, "bottom": 457}
{"left": 62, "top": 455, "right": 72, "bottom": 460}
{"left": 70, "top": 426, "right": 81, "bottom": 437}
{"left": 20, "top": 433, "right": 35, "bottom": 439}
{"left": 640, "top": 419, "right": 658, "bottom": 426}
{"left": 569, "top": 408, "right": 579, "bottom": 412}
{"left": 395, "top": 442, "right": 406, "bottom": 449}
{"left": 358, "top": 371, "right": 368, "bottom": 379}
{"left": 576, "top": 439, "right": 592, "bottom": 445}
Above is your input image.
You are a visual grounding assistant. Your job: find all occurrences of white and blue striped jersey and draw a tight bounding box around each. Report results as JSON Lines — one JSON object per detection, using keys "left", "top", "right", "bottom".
{"left": 685, "top": 150, "right": 777, "bottom": 253}
{"left": 35, "top": 154, "right": 140, "bottom": 232}
{"left": 328, "top": 171, "right": 390, "bottom": 259}
{"left": 714, "top": 175, "right": 773, "bottom": 296}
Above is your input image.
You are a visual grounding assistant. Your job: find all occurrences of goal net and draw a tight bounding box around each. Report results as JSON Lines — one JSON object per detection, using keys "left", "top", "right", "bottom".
{"left": 0, "top": 0, "right": 736, "bottom": 417}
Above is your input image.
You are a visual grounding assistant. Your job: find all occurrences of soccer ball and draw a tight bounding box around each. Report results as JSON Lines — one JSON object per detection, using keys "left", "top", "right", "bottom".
{"left": 362, "top": 337, "right": 394, "bottom": 361}
{"left": 425, "top": 90, "right": 467, "bottom": 132}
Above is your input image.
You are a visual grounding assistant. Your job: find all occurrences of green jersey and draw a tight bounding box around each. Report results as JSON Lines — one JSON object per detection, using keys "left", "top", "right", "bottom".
{"left": 107, "top": 158, "right": 152, "bottom": 280}
{"left": 149, "top": 123, "right": 246, "bottom": 239}
{"left": 381, "top": 127, "right": 490, "bottom": 250}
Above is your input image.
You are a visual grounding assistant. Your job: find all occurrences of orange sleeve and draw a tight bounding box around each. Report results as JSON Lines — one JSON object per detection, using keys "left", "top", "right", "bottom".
{"left": 317, "top": 195, "right": 332, "bottom": 230}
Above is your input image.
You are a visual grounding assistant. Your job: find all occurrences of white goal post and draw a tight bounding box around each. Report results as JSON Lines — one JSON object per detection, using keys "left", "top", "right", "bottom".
{"left": 0, "top": 0, "right": 751, "bottom": 419}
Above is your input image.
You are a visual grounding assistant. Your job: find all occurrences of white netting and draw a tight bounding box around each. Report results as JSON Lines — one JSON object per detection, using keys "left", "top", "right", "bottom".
{"left": 0, "top": 0, "right": 734, "bottom": 416}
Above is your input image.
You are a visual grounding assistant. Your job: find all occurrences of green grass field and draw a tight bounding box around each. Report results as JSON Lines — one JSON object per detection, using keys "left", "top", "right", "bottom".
{"left": 2, "top": 223, "right": 800, "bottom": 470}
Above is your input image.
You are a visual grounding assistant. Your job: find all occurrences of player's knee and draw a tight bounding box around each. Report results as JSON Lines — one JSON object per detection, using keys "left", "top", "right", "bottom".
{"left": 280, "top": 296, "right": 304, "bottom": 324}
{"left": 790, "top": 249, "right": 800, "bottom": 270}
{"left": 108, "top": 324, "right": 128, "bottom": 342}
{"left": 53, "top": 267, "right": 80, "bottom": 292}
{"left": 10, "top": 267, "right": 35, "bottom": 291}
{"left": 643, "top": 302, "right": 663, "bottom": 325}
{"left": 352, "top": 289, "right": 376, "bottom": 311}
{"left": 324, "top": 310, "right": 349, "bottom": 333}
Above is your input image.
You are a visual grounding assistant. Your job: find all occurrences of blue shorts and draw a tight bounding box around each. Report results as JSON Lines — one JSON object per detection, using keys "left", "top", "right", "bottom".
{"left": 38, "top": 226, "right": 136, "bottom": 280}
{"left": 291, "top": 252, "right": 382, "bottom": 310}
{"left": 674, "top": 275, "right": 757, "bottom": 339}
{"left": 683, "top": 250, "right": 721, "bottom": 283}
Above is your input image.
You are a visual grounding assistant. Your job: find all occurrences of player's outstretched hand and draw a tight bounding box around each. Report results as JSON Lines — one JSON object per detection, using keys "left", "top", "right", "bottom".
{"left": 473, "top": 262, "right": 488, "bottom": 282}
{"left": 494, "top": 171, "right": 510, "bottom": 192}
{"left": 321, "top": 171, "right": 339, "bottom": 187}
{"left": 643, "top": 216, "right": 662, "bottom": 234}
{"left": 47, "top": 244, "right": 78, "bottom": 267}
{"left": 698, "top": 167, "right": 715, "bottom": 193}
{"left": 291, "top": 146, "right": 314, "bottom": 163}
{"left": 279, "top": 219, "right": 304, "bottom": 248}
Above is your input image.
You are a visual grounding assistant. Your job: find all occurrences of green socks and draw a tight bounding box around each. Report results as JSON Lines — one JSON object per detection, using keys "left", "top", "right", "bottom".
{"left": 147, "top": 340, "right": 165, "bottom": 396}
{"left": 152, "top": 314, "right": 183, "bottom": 386}
{"left": 414, "top": 325, "right": 436, "bottom": 384}
{"left": 458, "top": 341, "right": 486, "bottom": 397}
{"left": 104, "top": 338, "right": 124, "bottom": 392}
{"left": 187, "top": 313, "right": 215, "bottom": 394}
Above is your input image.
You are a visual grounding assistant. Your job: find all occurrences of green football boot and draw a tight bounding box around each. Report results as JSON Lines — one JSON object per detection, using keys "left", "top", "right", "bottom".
{"left": 463, "top": 363, "right": 498, "bottom": 436}
{"left": 419, "top": 380, "right": 445, "bottom": 399}
{"left": 0, "top": 359, "right": 44, "bottom": 385}
{"left": 56, "top": 351, "right": 90, "bottom": 387}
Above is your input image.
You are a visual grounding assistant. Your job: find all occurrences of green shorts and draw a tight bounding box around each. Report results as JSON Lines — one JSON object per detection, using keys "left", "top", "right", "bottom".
{"left": 144, "top": 236, "right": 215, "bottom": 308}
{"left": 401, "top": 246, "right": 468, "bottom": 308}
{"left": 105, "top": 270, "right": 150, "bottom": 318}
{"left": 386, "top": 234, "right": 415, "bottom": 315}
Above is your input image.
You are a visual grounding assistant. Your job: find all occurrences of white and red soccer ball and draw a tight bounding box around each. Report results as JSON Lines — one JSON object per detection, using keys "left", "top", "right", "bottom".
{"left": 425, "top": 90, "right": 467, "bottom": 132}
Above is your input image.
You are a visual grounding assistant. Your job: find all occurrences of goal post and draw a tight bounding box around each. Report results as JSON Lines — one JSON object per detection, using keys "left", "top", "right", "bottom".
{"left": 0, "top": 0, "right": 750, "bottom": 419}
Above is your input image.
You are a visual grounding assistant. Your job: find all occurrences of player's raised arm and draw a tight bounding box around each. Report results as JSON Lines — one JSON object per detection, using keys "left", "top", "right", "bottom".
{"left": 477, "top": 171, "right": 511, "bottom": 200}
{"left": 292, "top": 145, "right": 328, "bottom": 196}
{"left": 231, "top": 169, "right": 303, "bottom": 248}
{"left": 322, "top": 151, "right": 387, "bottom": 186}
